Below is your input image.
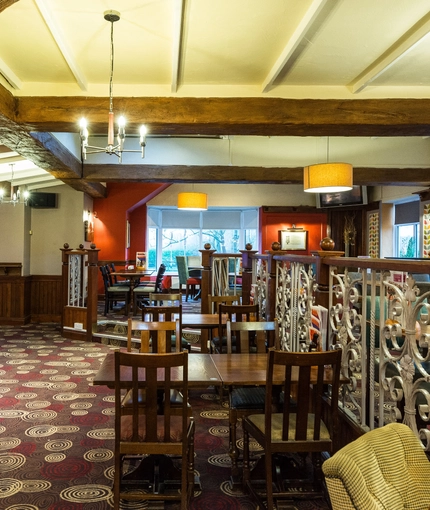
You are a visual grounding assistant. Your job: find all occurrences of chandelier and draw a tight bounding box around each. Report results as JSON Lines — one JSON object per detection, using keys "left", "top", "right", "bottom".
{"left": 79, "top": 10, "right": 147, "bottom": 163}
{"left": 0, "top": 164, "right": 30, "bottom": 206}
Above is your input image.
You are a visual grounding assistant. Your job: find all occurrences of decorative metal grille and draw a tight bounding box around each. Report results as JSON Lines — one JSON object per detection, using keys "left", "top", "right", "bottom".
{"left": 67, "top": 253, "right": 88, "bottom": 307}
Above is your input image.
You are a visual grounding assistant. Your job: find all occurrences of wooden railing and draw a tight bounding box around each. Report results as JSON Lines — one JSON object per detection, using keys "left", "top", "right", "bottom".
{"left": 251, "top": 251, "right": 430, "bottom": 451}
{"left": 199, "top": 246, "right": 430, "bottom": 449}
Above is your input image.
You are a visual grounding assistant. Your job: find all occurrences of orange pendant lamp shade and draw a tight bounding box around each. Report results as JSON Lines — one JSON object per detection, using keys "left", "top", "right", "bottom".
{"left": 304, "top": 163, "right": 353, "bottom": 193}
{"left": 177, "top": 192, "right": 208, "bottom": 210}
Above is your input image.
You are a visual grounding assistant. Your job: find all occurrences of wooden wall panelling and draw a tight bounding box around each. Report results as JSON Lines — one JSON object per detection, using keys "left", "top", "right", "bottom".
{"left": 0, "top": 276, "right": 31, "bottom": 325}
{"left": 30, "top": 275, "right": 62, "bottom": 323}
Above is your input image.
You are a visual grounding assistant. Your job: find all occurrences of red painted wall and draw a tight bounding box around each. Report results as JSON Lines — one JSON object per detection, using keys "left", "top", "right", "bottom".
{"left": 260, "top": 210, "right": 328, "bottom": 254}
{"left": 93, "top": 182, "right": 169, "bottom": 293}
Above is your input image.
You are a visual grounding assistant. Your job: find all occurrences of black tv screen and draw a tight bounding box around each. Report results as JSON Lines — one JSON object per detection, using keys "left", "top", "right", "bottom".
{"left": 317, "top": 186, "right": 367, "bottom": 208}
{"left": 29, "top": 192, "right": 58, "bottom": 208}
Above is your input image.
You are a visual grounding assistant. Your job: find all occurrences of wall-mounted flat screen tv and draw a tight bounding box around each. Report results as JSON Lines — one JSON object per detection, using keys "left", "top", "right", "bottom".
{"left": 316, "top": 186, "right": 367, "bottom": 208}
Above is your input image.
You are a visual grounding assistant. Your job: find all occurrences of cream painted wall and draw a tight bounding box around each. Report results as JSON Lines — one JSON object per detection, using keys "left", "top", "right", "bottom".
{"left": 0, "top": 203, "right": 30, "bottom": 274}
{"left": 149, "top": 183, "right": 427, "bottom": 208}
{"left": 30, "top": 185, "right": 87, "bottom": 275}
{"left": 148, "top": 183, "right": 318, "bottom": 207}
{"left": 369, "top": 186, "right": 427, "bottom": 203}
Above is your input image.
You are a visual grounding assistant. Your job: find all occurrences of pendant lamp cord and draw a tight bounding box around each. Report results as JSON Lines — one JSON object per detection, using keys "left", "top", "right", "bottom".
{"left": 109, "top": 20, "right": 115, "bottom": 114}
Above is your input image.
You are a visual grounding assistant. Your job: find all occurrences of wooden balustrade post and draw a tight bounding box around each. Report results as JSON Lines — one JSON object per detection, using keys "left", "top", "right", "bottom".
{"left": 60, "top": 243, "right": 100, "bottom": 342}
{"left": 86, "top": 244, "right": 100, "bottom": 342}
{"left": 311, "top": 249, "right": 344, "bottom": 310}
{"left": 240, "top": 248, "right": 257, "bottom": 305}
{"left": 266, "top": 253, "right": 277, "bottom": 321}
{"left": 200, "top": 247, "right": 216, "bottom": 314}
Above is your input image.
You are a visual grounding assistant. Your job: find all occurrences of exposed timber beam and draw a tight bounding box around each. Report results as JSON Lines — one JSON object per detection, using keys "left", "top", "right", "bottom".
{"left": 82, "top": 164, "right": 430, "bottom": 186}
{"left": 14, "top": 96, "right": 430, "bottom": 136}
{"left": 33, "top": 0, "right": 88, "bottom": 91}
{"left": 262, "top": 0, "right": 329, "bottom": 93}
{"left": 0, "top": 117, "right": 106, "bottom": 197}
{"left": 350, "top": 12, "right": 430, "bottom": 94}
{"left": 0, "top": 0, "right": 19, "bottom": 15}
{"left": 171, "top": 0, "right": 184, "bottom": 93}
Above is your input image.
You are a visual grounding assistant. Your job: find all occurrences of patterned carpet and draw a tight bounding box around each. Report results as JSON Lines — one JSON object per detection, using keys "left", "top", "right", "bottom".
{"left": 0, "top": 304, "right": 331, "bottom": 509}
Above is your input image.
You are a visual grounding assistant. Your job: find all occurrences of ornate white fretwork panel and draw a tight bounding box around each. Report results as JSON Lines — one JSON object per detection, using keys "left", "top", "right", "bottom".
{"left": 68, "top": 253, "right": 88, "bottom": 307}
{"left": 275, "top": 260, "right": 315, "bottom": 352}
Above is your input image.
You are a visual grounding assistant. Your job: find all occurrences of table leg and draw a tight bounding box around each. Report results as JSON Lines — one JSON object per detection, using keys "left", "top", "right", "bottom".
{"left": 200, "top": 330, "right": 209, "bottom": 353}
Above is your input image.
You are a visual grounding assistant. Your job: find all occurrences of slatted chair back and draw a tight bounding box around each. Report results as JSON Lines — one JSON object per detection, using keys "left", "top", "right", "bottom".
{"left": 141, "top": 303, "right": 188, "bottom": 352}
{"left": 148, "top": 292, "right": 182, "bottom": 306}
{"left": 215, "top": 303, "right": 259, "bottom": 353}
{"left": 113, "top": 350, "right": 194, "bottom": 509}
{"left": 226, "top": 319, "right": 279, "bottom": 354}
{"left": 127, "top": 318, "right": 182, "bottom": 353}
{"left": 133, "top": 264, "right": 166, "bottom": 311}
{"left": 208, "top": 294, "right": 240, "bottom": 313}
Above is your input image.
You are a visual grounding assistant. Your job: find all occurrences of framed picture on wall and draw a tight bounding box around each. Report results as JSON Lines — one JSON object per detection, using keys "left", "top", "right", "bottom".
{"left": 279, "top": 229, "right": 307, "bottom": 250}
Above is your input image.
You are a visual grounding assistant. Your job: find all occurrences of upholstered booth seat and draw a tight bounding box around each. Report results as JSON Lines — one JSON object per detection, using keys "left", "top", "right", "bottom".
{"left": 322, "top": 422, "right": 430, "bottom": 510}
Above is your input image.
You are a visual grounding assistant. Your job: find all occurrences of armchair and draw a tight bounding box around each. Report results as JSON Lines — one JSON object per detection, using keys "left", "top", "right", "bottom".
{"left": 323, "top": 422, "right": 430, "bottom": 510}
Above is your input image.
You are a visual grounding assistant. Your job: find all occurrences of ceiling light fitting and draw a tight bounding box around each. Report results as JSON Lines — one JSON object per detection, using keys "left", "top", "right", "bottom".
{"left": 177, "top": 192, "right": 208, "bottom": 211}
{"left": 303, "top": 138, "right": 353, "bottom": 193}
{"left": 79, "top": 11, "right": 147, "bottom": 163}
{"left": 0, "top": 164, "right": 30, "bottom": 206}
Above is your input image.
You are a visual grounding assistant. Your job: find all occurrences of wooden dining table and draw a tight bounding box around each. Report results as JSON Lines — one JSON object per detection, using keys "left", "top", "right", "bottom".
{"left": 93, "top": 351, "right": 222, "bottom": 389}
{"left": 93, "top": 351, "right": 347, "bottom": 389}
{"left": 112, "top": 269, "right": 154, "bottom": 287}
{"left": 112, "top": 270, "right": 154, "bottom": 314}
{"left": 181, "top": 313, "right": 226, "bottom": 353}
{"left": 210, "top": 353, "right": 347, "bottom": 385}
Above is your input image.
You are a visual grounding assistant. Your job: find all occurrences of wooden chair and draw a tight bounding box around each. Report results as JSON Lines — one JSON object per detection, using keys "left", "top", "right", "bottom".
{"left": 125, "top": 317, "right": 190, "bottom": 415}
{"left": 113, "top": 350, "right": 195, "bottom": 510}
{"left": 141, "top": 302, "right": 191, "bottom": 352}
{"left": 176, "top": 255, "right": 201, "bottom": 301}
{"left": 132, "top": 263, "right": 166, "bottom": 312}
{"left": 108, "top": 262, "right": 131, "bottom": 287}
{"left": 211, "top": 303, "right": 259, "bottom": 354}
{"left": 226, "top": 319, "right": 280, "bottom": 479}
{"left": 99, "top": 265, "right": 130, "bottom": 315}
{"left": 242, "top": 349, "right": 342, "bottom": 509}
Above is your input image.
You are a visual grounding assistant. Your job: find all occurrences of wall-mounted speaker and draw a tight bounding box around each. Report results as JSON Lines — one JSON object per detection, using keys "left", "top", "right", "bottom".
{"left": 29, "top": 192, "right": 58, "bottom": 209}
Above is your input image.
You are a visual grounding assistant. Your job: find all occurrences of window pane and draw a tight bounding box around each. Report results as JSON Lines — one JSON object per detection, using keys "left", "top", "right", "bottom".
{"left": 147, "top": 228, "right": 157, "bottom": 270}
{"left": 161, "top": 228, "right": 200, "bottom": 271}
{"left": 244, "top": 229, "right": 257, "bottom": 248}
{"left": 396, "top": 224, "right": 419, "bottom": 258}
{"left": 202, "top": 229, "right": 241, "bottom": 253}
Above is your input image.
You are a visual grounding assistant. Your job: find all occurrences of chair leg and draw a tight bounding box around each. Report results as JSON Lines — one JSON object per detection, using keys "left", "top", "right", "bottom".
{"left": 113, "top": 452, "right": 121, "bottom": 510}
{"left": 186, "top": 421, "right": 195, "bottom": 508}
{"left": 229, "top": 409, "right": 240, "bottom": 478}
{"left": 243, "top": 426, "right": 250, "bottom": 484}
{"left": 265, "top": 449, "right": 274, "bottom": 510}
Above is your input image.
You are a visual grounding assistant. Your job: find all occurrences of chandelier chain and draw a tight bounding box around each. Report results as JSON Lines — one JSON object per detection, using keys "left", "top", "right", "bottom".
{"left": 109, "top": 19, "right": 114, "bottom": 113}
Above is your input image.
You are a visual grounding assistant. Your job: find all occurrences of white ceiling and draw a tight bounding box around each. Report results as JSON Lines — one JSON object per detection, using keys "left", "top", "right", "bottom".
{"left": 1, "top": 0, "right": 430, "bottom": 190}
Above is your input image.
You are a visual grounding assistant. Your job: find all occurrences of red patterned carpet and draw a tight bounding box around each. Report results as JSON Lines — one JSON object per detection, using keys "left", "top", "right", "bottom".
{"left": 0, "top": 321, "right": 330, "bottom": 510}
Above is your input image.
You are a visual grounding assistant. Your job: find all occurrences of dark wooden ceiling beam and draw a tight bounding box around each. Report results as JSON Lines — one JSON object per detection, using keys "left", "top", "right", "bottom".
{"left": 0, "top": 116, "right": 107, "bottom": 197}
{"left": 15, "top": 96, "right": 430, "bottom": 136}
{"left": 82, "top": 164, "right": 430, "bottom": 186}
{"left": 0, "top": 0, "right": 19, "bottom": 15}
